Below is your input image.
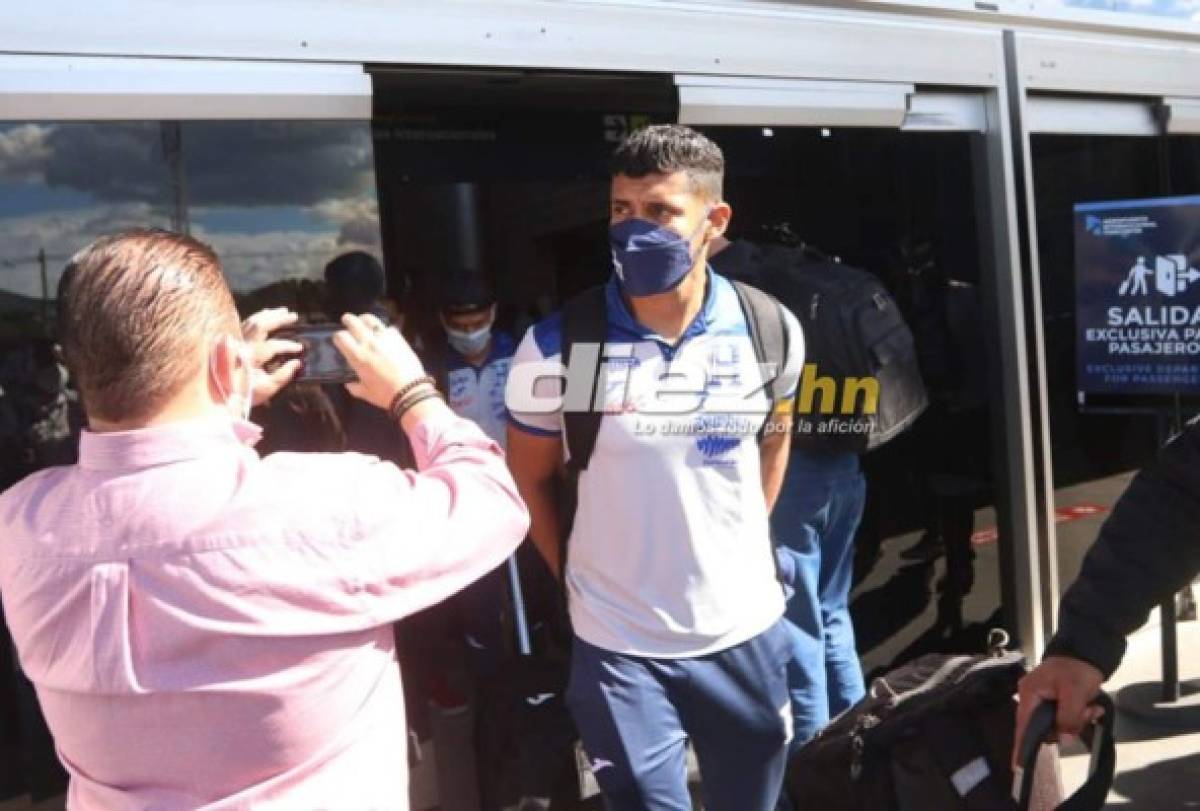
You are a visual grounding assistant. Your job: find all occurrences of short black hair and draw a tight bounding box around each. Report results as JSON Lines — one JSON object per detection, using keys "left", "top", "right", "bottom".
{"left": 609, "top": 124, "right": 724, "bottom": 201}
{"left": 324, "top": 251, "right": 385, "bottom": 319}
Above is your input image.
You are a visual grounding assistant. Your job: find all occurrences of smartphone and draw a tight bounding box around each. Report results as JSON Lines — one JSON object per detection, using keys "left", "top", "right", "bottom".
{"left": 275, "top": 325, "right": 358, "bottom": 384}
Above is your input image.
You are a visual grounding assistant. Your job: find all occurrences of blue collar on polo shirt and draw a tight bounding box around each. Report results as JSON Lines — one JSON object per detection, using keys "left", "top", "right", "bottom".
{"left": 603, "top": 267, "right": 719, "bottom": 357}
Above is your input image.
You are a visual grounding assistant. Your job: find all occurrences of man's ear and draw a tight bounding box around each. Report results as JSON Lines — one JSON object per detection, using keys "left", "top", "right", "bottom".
{"left": 207, "top": 335, "right": 240, "bottom": 402}
{"left": 707, "top": 201, "right": 733, "bottom": 239}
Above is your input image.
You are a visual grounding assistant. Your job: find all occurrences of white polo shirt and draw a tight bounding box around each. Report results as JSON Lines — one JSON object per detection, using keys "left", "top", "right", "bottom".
{"left": 508, "top": 271, "right": 804, "bottom": 658}
{"left": 445, "top": 331, "right": 515, "bottom": 448}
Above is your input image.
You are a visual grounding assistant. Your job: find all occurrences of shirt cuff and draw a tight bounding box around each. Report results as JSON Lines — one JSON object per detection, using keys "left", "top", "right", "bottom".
{"left": 507, "top": 414, "right": 560, "bottom": 439}
{"left": 1043, "top": 625, "right": 1126, "bottom": 679}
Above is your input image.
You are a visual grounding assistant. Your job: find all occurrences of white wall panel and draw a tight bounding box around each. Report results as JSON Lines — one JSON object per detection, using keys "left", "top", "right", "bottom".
{"left": 0, "top": 55, "right": 371, "bottom": 120}
{"left": 1017, "top": 30, "right": 1200, "bottom": 97}
{"left": 0, "top": 0, "right": 1002, "bottom": 88}
{"left": 677, "top": 76, "right": 913, "bottom": 127}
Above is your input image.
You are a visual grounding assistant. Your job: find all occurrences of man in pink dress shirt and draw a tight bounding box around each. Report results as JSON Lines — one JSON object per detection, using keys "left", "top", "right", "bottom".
{"left": 0, "top": 229, "right": 530, "bottom": 810}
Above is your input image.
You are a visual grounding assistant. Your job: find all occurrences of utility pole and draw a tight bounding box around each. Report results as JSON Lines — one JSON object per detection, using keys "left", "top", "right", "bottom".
{"left": 38, "top": 247, "right": 50, "bottom": 333}
{"left": 161, "top": 122, "right": 190, "bottom": 234}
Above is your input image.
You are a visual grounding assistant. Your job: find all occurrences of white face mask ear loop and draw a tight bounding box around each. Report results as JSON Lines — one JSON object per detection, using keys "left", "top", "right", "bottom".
{"left": 209, "top": 339, "right": 230, "bottom": 406}
{"left": 210, "top": 337, "right": 252, "bottom": 421}
{"left": 237, "top": 344, "right": 254, "bottom": 422}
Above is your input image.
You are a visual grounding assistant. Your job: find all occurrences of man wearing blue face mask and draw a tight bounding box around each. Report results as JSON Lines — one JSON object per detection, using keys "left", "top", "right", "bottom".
{"left": 507, "top": 125, "right": 806, "bottom": 811}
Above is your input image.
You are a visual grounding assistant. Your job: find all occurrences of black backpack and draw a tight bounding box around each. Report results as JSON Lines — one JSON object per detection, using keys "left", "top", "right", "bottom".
{"left": 786, "top": 645, "right": 1117, "bottom": 811}
{"left": 713, "top": 241, "right": 928, "bottom": 455}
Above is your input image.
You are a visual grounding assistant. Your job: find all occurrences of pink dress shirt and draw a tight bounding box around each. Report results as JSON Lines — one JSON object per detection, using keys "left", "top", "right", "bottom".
{"left": 0, "top": 411, "right": 530, "bottom": 810}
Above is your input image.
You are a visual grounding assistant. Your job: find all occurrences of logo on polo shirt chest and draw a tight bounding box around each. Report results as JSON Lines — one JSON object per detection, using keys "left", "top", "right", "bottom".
{"left": 696, "top": 433, "right": 741, "bottom": 460}
{"left": 692, "top": 413, "right": 747, "bottom": 467}
{"left": 709, "top": 341, "right": 741, "bottom": 368}
{"left": 705, "top": 344, "right": 743, "bottom": 392}
{"left": 448, "top": 375, "right": 475, "bottom": 411}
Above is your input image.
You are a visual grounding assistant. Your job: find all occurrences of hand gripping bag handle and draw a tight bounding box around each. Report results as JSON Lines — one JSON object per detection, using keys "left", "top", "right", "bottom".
{"left": 1016, "top": 692, "right": 1116, "bottom": 811}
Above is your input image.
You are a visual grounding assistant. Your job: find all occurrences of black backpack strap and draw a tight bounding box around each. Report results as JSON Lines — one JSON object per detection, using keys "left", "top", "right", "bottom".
{"left": 730, "top": 280, "right": 790, "bottom": 441}
{"left": 561, "top": 285, "right": 608, "bottom": 474}
{"left": 556, "top": 286, "right": 608, "bottom": 585}
{"left": 730, "top": 280, "right": 792, "bottom": 591}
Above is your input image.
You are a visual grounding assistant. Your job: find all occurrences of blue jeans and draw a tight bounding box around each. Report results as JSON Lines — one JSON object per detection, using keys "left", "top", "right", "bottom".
{"left": 770, "top": 450, "right": 867, "bottom": 748}
{"left": 566, "top": 622, "right": 792, "bottom": 811}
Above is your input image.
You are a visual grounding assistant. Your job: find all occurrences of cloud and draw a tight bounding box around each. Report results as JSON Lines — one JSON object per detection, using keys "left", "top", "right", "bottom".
{"left": 180, "top": 121, "right": 374, "bottom": 208}
{"left": 310, "top": 195, "right": 377, "bottom": 226}
{"left": 337, "top": 216, "right": 381, "bottom": 247}
{"left": 0, "top": 200, "right": 378, "bottom": 300}
{"left": 309, "top": 195, "right": 381, "bottom": 247}
{"left": 178, "top": 193, "right": 380, "bottom": 291}
{"left": 0, "top": 201, "right": 164, "bottom": 298}
{"left": 29, "top": 121, "right": 374, "bottom": 209}
{"left": 1, "top": 121, "right": 382, "bottom": 300}
{"left": 0, "top": 124, "right": 53, "bottom": 184}
{"left": 191, "top": 225, "right": 343, "bottom": 293}
{"left": 43, "top": 124, "right": 174, "bottom": 205}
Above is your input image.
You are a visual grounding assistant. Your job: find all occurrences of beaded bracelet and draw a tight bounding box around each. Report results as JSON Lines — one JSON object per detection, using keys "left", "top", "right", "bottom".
{"left": 391, "top": 375, "right": 436, "bottom": 406}
{"left": 389, "top": 382, "right": 431, "bottom": 421}
{"left": 387, "top": 376, "right": 435, "bottom": 418}
{"left": 391, "top": 388, "right": 442, "bottom": 423}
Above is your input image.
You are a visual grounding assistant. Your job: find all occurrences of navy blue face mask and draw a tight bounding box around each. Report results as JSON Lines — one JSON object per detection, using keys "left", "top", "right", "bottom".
{"left": 609, "top": 213, "right": 711, "bottom": 298}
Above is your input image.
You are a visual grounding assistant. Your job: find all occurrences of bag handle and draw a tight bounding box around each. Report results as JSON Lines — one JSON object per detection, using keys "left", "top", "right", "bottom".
{"left": 1016, "top": 692, "right": 1116, "bottom": 811}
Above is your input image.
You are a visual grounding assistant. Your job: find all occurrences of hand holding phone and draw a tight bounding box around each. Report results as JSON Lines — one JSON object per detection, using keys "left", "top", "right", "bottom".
{"left": 333, "top": 313, "right": 430, "bottom": 411}
{"left": 241, "top": 308, "right": 303, "bottom": 405}
{"left": 275, "top": 325, "right": 359, "bottom": 384}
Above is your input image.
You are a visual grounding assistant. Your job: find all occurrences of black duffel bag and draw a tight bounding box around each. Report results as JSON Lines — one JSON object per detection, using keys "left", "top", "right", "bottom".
{"left": 786, "top": 643, "right": 1116, "bottom": 811}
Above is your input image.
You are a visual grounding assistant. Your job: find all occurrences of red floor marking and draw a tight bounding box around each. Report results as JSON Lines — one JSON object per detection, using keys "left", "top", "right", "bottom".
{"left": 971, "top": 527, "right": 1000, "bottom": 546}
{"left": 969, "top": 503, "right": 1109, "bottom": 547}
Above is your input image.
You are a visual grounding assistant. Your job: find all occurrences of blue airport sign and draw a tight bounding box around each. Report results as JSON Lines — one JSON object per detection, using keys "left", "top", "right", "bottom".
{"left": 1075, "top": 194, "right": 1200, "bottom": 396}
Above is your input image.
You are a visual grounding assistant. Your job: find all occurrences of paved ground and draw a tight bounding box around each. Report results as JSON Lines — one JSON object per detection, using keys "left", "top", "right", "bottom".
{"left": 853, "top": 470, "right": 1200, "bottom": 810}
{"left": 1058, "top": 607, "right": 1200, "bottom": 809}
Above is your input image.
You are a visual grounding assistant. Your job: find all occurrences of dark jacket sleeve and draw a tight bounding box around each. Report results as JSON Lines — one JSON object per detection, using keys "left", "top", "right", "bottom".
{"left": 1044, "top": 420, "right": 1200, "bottom": 678}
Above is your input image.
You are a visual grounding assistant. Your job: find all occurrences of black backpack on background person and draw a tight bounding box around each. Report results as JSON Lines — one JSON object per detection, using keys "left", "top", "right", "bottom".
{"left": 711, "top": 240, "right": 928, "bottom": 455}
